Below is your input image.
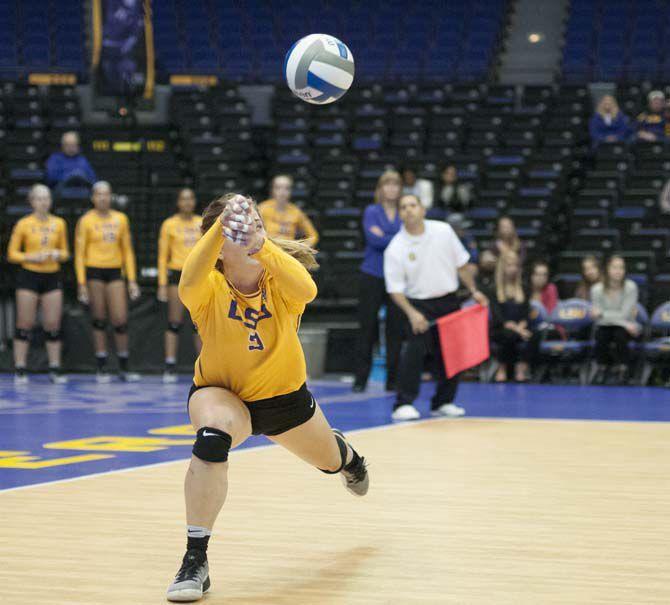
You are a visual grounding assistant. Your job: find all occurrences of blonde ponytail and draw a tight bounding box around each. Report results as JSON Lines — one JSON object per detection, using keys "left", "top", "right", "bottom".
{"left": 268, "top": 237, "right": 319, "bottom": 271}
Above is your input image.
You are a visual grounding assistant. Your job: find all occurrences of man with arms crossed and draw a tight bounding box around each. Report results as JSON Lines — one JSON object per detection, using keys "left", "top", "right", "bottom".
{"left": 384, "top": 194, "right": 488, "bottom": 421}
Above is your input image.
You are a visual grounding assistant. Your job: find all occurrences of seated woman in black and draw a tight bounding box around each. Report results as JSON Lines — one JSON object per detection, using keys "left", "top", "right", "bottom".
{"left": 489, "top": 250, "right": 531, "bottom": 382}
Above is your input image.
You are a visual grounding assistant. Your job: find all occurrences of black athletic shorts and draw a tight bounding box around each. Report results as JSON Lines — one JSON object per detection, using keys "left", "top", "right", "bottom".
{"left": 86, "top": 267, "right": 123, "bottom": 282}
{"left": 16, "top": 268, "right": 62, "bottom": 294}
{"left": 187, "top": 382, "right": 317, "bottom": 436}
{"left": 168, "top": 269, "right": 182, "bottom": 286}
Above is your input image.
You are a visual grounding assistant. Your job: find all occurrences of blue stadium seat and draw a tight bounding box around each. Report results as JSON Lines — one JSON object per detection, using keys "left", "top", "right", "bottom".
{"left": 539, "top": 299, "right": 595, "bottom": 383}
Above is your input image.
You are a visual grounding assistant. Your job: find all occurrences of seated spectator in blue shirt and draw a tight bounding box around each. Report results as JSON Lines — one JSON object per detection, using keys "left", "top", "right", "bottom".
{"left": 635, "top": 90, "right": 666, "bottom": 142}
{"left": 589, "top": 95, "right": 630, "bottom": 147}
{"left": 46, "top": 131, "right": 97, "bottom": 188}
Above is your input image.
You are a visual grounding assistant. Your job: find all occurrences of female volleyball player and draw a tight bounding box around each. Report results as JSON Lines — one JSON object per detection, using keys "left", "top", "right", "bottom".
{"left": 75, "top": 181, "right": 140, "bottom": 382}
{"left": 7, "top": 184, "right": 69, "bottom": 384}
{"left": 157, "top": 188, "right": 203, "bottom": 382}
{"left": 166, "top": 194, "right": 368, "bottom": 602}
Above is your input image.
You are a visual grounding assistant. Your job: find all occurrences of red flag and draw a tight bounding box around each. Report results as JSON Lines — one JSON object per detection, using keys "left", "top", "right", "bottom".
{"left": 436, "top": 304, "right": 490, "bottom": 378}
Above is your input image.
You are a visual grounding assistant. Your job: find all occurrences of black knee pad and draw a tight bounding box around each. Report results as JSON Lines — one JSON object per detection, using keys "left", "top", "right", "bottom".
{"left": 192, "top": 427, "right": 232, "bottom": 462}
{"left": 113, "top": 323, "right": 128, "bottom": 335}
{"left": 14, "top": 328, "right": 30, "bottom": 341}
{"left": 92, "top": 318, "right": 107, "bottom": 331}
{"left": 45, "top": 329, "right": 63, "bottom": 341}
{"left": 167, "top": 322, "right": 182, "bottom": 334}
{"left": 319, "top": 431, "right": 348, "bottom": 474}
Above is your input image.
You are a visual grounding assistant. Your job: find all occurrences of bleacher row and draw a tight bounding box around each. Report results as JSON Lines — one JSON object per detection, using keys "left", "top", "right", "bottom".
{"left": 0, "top": 82, "right": 269, "bottom": 292}
{"left": 563, "top": 0, "right": 670, "bottom": 83}
{"left": 152, "top": 0, "right": 509, "bottom": 82}
{"left": 267, "top": 82, "right": 670, "bottom": 312}
{"left": 0, "top": 0, "right": 85, "bottom": 79}
{"left": 1, "top": 80, "right": 670, "bottom": 319}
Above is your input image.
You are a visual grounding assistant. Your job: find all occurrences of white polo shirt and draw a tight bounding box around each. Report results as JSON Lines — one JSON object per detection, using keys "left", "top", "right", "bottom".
{"left": 384, "top": 220, "right": 470, "bottom": 300}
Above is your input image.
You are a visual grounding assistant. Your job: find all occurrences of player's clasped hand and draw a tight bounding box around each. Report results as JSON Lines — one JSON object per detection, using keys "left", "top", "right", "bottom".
{"left": 219, "top": 195, "right": 266, "bottom": 254}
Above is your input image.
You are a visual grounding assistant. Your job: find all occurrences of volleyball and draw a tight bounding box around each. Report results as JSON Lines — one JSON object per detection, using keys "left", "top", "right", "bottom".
{"left": 284, "top": 34, "right": 355, "bottom": 105}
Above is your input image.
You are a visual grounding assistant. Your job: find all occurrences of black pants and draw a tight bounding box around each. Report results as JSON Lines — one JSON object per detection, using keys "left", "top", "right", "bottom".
{"left": 492, "top": 329, "right": 532, "bottom": 365}
{"left": 594, "top": 325, "right": 631, "bottom": 365}
{"left": 396, "top": 293, "right": 460, "bottom": 409}
{"left": 354, "top": 272, "right": 403, "bottom": 388}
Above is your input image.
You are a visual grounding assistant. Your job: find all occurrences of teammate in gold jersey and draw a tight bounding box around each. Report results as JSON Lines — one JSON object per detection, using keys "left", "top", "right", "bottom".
{"left": 165, "top": 194, "right": 369, "bottom": 603}
{"left": 74, "top": 181, "right": 140, "bottom": 382}
{"left": 7, "top": 185, "right": 69, "bottom": 384}
{"left": 258, "top": 174, "right": 319, "bottom": 246}
{"left": 157, "top": 188, "right": 203, "bottom": 382}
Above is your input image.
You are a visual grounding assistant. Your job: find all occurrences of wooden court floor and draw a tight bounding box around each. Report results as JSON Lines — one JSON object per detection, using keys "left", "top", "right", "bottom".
{"left": 1, "top": 417, "right": 669, "bottom": 604}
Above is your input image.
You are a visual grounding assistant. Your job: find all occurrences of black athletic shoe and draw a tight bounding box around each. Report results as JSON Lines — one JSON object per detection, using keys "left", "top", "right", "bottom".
{"left": 166, "top": 549, "right": 210, "bottom": 602}
{"left": 333, "top": 429, "right": 369, "bottom": 497}
{"left": 352, "top": 382, "right": 366, "bottom": 393}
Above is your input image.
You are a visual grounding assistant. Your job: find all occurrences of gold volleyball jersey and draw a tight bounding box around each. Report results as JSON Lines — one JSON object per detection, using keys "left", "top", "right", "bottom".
{"left": 258, "top": 199, "right": 319, "bottom": 245}
{"left": 157, "top": 214, "right": 203, "bottom": 285}
{"left": 179, "top": 222, "right": 317, "bottom": 402}
{"left": 7, "top": 213, "right": 69, "bottom": 273}
{"left": 75, "top": 209, "right": 136, "bottom": 284}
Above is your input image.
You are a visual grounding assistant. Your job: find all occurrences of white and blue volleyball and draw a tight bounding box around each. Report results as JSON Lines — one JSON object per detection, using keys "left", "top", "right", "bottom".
{"left": 284, "top": 34, "right": 355, "bottom": 105}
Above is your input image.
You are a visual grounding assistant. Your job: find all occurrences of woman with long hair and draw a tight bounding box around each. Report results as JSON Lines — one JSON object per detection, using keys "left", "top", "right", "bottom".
{"left": 590, "top": 255, "right": 639, "bottom": 384}
{"left": 439, "top": 164, "right": 472, "bottom": 213}
{"left": 157, "top": 187, "right": 203, "bottom": 382}
{"left": 353, "top": 169, "right": 404, "bottom": 392}
{"left": 7, "top": 184, "right": 69, "bottom": 384}
{"left": 490, "top": 251, "right": 532, "bottom": 382}
{"left": 492, "top": 216, "right": 525, "bottom": 263}
{"left": 529, "top": 259, "right": 558, "bottom": 314}
{"left": 75, "top": 181, "right": 140, "bottom": 382}
{"left": 574, "top": 255, "right": 602, "bottom": 300}
{"left": 166, "top": 194, "right": 368, "bottom": 602}
{"left": 589, "top": 94, "right": 630, "bottom": 147}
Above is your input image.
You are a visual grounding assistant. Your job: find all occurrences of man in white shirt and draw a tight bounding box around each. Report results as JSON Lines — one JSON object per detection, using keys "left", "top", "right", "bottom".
{"left": 384, "top": 194, "right": 488, "bottom": 421}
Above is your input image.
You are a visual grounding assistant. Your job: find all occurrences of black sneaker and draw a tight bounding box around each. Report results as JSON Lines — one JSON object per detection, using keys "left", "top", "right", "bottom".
{"left": 167, "top": 549, "right": 210, "bottom": 602}
{"left": 333, "top": 429, "right": 369, "bottom": 497}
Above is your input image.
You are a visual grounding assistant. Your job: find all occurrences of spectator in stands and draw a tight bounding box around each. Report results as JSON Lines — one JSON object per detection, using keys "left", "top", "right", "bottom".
{"left": 589, "top": 95, "right": 630, "bottom": 147}
{"left": 656, "top": 177, "right": 670, "bottom": 215}
{"left": 46, "top": 131, "right": 96, "bottom": 188}
{"left": 489, "top": 251, "right": 531, "bottom": 382}
{"left": 574, "top": 255, "right": 602, "bottom": 300}
{"left": 439, "top": 165, "right": 473, "bottom": 213}
{"left": 529, "top": 259, "right": 558, "bottom": 314}
{"left": 477, "top": 250, "right": 497, "bottom": 291}
{"left": 446, "top": 213, "right": 479, "bottom": 266}
{"left": 258, "top": 175, "right": 319, "bottom": 247}
{"left": 492, "top": 216, "right": 525, "bottom": 262}
{"left": 354, "top": 170, "right": 404, "bottom": 393}
{"left": 635, "top": 90, "right": 666, "bottom": 142}
{"left": 400, "top": 165, "right": 434, "bottom": 209}
{"left": 590, "top": 255, "right": 640, "bottom": 384}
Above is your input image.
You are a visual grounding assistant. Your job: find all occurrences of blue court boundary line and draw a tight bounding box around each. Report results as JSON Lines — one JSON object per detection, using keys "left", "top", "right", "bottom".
{"left": 0, "top": 417, "right": 436, "bottom": 494}
{"left": 2, "top": 414, "right": 668, "bottom": 495}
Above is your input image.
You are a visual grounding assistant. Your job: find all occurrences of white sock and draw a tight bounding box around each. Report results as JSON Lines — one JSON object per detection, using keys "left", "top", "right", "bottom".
{"left": 187, "top": 525, "right": 211, "bottom": 539}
